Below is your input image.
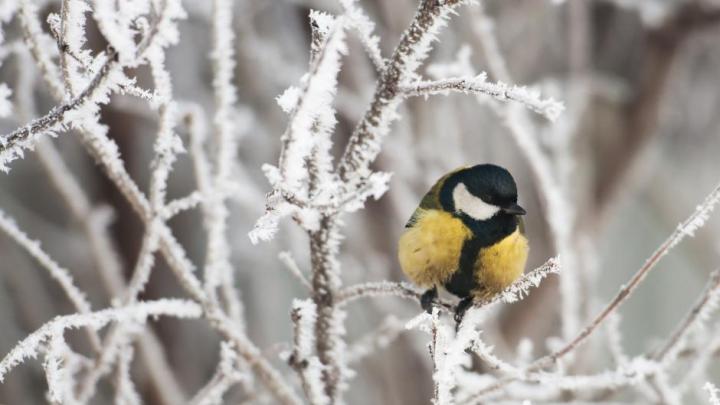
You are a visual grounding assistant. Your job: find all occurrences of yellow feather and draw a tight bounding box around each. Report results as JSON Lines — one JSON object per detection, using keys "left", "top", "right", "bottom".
{"left": 473, "top": 229, "right": 529, "bottom": 300}
{"left": 398, "top": 209, "right": 472, "bottom": 287}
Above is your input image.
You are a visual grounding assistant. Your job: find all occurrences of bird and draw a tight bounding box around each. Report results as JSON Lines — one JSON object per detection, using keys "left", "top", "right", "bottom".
{"left": 397, "top": 164, "right": 529, "bottom": 323}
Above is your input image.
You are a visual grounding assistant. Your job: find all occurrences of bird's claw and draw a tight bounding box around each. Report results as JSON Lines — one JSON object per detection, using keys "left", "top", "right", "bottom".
{"left": 420, "top": 287, "right": 438, "bottom": 314}
{"left": 453, "top": 297, "right": 474, "bottom": 326}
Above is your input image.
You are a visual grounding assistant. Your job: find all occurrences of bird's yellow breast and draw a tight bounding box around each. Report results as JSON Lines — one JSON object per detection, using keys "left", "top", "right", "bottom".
{"left": 398, "top": 209, "right": 471, "bottom": 287}
{"left": 399, "top": 209, "right": 529, "bottom": 299}
{"left": 473, "top": 229, "right": 528, "bottom": 299}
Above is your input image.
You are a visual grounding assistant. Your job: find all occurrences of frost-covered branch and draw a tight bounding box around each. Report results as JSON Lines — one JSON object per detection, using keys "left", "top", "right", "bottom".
{"left": 0, "top": 52, "right": 117, "bottom": 172}
{"left": 5, "top": 2, "right": 302, "bottom": 403}
{"left": 337, "top": 0, "right": 470, "bottom": 184}
{"left": 0, "top": 208, "right": 100, "bottom": 351}
{"left": 0, "top": 0, "right": 716, "bottom": 404}
{"left": 279, "top": 251, "right": 313, "bottom": 290}
{"left": 189, "top": 343, "right": 248, "bottom": 405}
{"left": 401, "top": 74, "right": 564, "bottom": 121}
{"left": 466, "top": 0, "right": 582, "bottom": 342}
{"left": 347, "top": 316, "right": 407, "bottom": 364}
{"left": 203, "top": 0, "right": 245, "bottom": 326}
{"left": 0, "top": 299, "right": 202, "bottom": 383}
{"left": 335, "top": 280, "right": 446, "bottom": 308}
{"left": 549, "top": 181, "right": 720, "bottom": 362}
{"left": 286, "top": 299, "right": 329, "bottom": 405}
{"left": 338, "top": 0, "right": 385, "bottom": 72}
{"left": 403, "top": 259, "right": 558, "bottom": 404}
{"left": 469, "top": 257, "right": 560, "bottom": 309}
{"left": 113, "top": 344, "right": 141, "bottom": 405}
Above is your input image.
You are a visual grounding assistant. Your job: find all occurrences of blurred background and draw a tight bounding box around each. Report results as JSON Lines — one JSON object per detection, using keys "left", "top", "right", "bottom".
{"left": 0, "top": 0, "right": 719, "bottom": 403}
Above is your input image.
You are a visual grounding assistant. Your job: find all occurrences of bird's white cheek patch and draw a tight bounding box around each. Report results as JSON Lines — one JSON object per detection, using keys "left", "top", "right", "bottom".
{"left": 452, "top": 183, "right": 500, "bottom": 221}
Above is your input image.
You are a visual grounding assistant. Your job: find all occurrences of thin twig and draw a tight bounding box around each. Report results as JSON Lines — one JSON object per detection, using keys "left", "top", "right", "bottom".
{"left": 279, "top": 251, "right": 312, "bottom": 290}
{"left": 400, "top": 75, "right": 564, "bottom": 121}
{"left": 653, "top": 269, "right": 720, "bottom": 363}
{"left": 336, "top": 280, "right": 453, "bottom": 311}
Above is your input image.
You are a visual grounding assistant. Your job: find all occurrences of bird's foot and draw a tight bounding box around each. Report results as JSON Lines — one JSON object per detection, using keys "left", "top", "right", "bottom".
{"left": 420, "top": 287, "right": 439, "bottom": 314}
{"left": 454, "top": 297, "right": 474, "bottom": 326}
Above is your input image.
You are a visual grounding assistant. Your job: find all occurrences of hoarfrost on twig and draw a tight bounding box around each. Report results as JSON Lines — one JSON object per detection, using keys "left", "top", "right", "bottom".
{"left": 0, "top": 299, "right": 202, "bottom": 382}
{"left": 401, "top": 74, "right": 565, "bottom": 121}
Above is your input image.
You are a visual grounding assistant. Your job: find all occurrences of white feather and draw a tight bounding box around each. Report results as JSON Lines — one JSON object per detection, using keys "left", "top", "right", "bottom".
{"left": 452, "top": 183, "right": 499, "bottom": 221}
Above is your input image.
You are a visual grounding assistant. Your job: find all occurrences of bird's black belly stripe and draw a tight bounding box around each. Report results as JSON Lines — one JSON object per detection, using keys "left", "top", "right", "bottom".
{"left": 444, "top": 237, "right": 483, "bottom": 298}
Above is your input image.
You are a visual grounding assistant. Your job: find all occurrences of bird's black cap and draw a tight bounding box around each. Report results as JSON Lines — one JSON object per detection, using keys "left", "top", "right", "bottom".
{"left": 439, "top": 164, "right": 523, "bottom": 215}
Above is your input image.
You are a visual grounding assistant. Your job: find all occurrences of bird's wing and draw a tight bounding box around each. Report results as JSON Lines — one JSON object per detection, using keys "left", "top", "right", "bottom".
{"left": 404, "top": 167, "right": 466, "bottom": 228}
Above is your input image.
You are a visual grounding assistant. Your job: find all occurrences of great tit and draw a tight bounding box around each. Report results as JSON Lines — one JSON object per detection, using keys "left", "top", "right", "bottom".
{"left": 398, "top": 164, "right": 529, "bottom": 322}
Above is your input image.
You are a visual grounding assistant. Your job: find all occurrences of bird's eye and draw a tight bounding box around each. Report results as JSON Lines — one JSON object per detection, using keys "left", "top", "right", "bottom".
{"left": 452, "top": 183, "right": 500, "bottom": 221}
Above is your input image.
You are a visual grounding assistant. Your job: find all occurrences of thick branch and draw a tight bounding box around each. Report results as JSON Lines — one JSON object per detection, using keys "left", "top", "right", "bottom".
{"left": 0, "top": 52, "right": 115, "bottom": 168}
{"left": 337, "top": 0, "right": 465, "bottom": 183}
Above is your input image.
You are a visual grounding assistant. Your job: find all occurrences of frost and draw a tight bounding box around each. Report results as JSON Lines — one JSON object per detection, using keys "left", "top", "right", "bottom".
{"left": 289, "top": 299, "right": 330, "bottom": 405}
{"left": 402, "top": 73, "right": 565, "bottom": 121}
{"left": 277, "top": 86, "right": 301, "bottom": 113}
{"left": 92, "top": 0, "right": 149, "bottom": 65}
{"left": 1, "top": 1, "right": 719, "bottom": 404}
{"left": 0, "top": 208, "right": 93, "bottom": 317}
{"left": 669, "top": 185, "right": 720, "bottom": 249}
{"left": 278, "top": 13, "right": 346, "bottom": 193}
{"left": 490, "top": 257, "right": 560, "bottom": 305}
{"left": 0, "top": 299, "right": 202, "bottom": 382}
{"left": 338, "top": 0, "right": 385, "bottom": 71}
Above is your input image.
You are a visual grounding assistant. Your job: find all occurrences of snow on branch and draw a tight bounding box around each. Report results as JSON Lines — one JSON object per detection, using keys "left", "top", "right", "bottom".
{"left": 203, "top": 0, "right": 245, "bottom": 326}
{"left": 0, "top": 208, "right": 92, "bottom": 318}
{"left": 403, "top": 258, "right": 559, "bottom": 404}
{"left": 114, "top": 344, "right": 141, "bottom": 405}
{"left": 346, "top": 316, "right": 407, "bottom": 364}
{"left": 337, "top": 0, "right": 473, "bottom": 183}
{"left": 189, "top": 343, "right": 248, "bottom": 405}
{"left": 400, "top": 74, "right": 565, "bottom": 121}
{"left": 276, "top": 12, "right": 346, "bottom": 193}
{"left": 336, "top": 280, "right": 454, "bottom": 311}
{"left": 338, "top": 0, "right": 385, "bottom": 72}
{"left": 475, "top": 256, "right": 561, "bottom": 307}
{"left": 0, "top": 53, "right": 119, "bottom": 172}
{"left": 249, "top": 12, "right": 347, "bottom": 244}
{"left": 2, "top": 0, "right": 187, "bottom": 174}
{"left": 285, "top": 299, "right": 329, "bottom": 405}
{"left": 0, "top": 299, "right": 202, "bottom": 383}
{"left": 336, "top": 257, "right": 558, "bottom": 313}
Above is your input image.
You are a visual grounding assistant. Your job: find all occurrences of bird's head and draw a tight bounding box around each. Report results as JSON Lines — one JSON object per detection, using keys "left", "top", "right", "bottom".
{"left": 439, "top": 164, "right": 525, "bottom": 222}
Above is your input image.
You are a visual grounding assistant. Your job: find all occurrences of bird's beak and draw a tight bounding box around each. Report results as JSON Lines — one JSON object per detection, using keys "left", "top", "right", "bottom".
{"left": 502, "top": 203, "right": 526, "bottom": 216}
